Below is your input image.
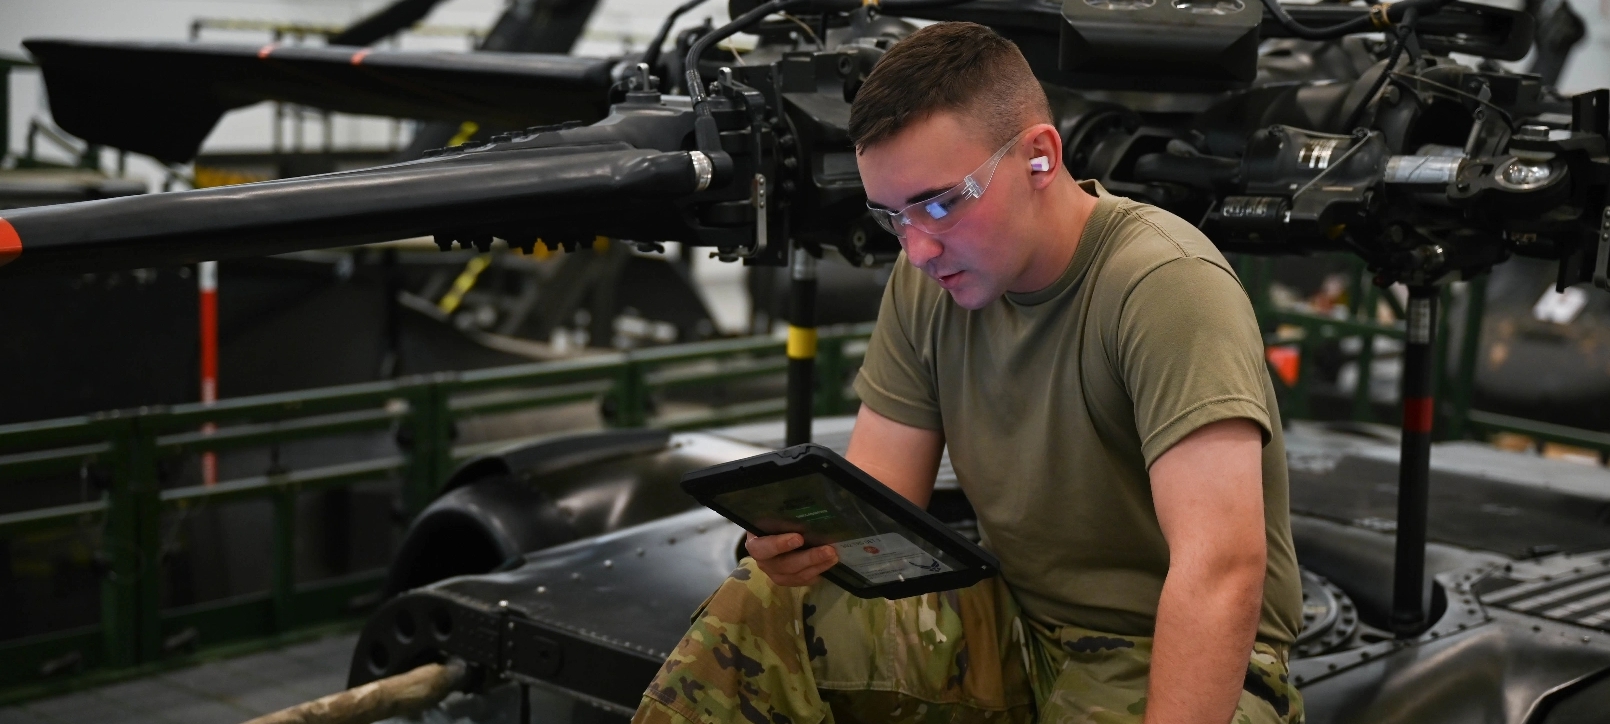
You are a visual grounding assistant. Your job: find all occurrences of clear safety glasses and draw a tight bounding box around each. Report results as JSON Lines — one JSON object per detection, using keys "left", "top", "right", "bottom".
{"left": 866, "top": 128, "right": 1031, "bottom": 239}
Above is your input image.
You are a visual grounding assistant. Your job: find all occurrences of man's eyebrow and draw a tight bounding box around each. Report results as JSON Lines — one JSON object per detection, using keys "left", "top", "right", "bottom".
{"left": 868, "top": 182, "right": 960, "bottom": 212}
{"left": 904, "top": 184, "right": 956, "bottom": 205}
{"left": 869, "top": 181, "right": 953, "bottom": 212}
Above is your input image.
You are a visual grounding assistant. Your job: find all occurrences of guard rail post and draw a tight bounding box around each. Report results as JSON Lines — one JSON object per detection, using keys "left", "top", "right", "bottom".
{"left": 1289, "top": 323, "right": 1316, "bottom": 420}
{"left": 1431, "top": 286, "right": 1455, "bottom": 438}
{"left": 1446, "top": 275, "right": 1488, "bottom": 440}
{"left": 400, "top": 376, "right": 455, "bottom": 516}
{"left": 102, "top": 412, "right": 163, "bottom": 667}
{"left": 270, "top": 474, "right": 297, "bottom": 632}
{"left": 1351, "top": 280, "right": 1380, "bottom": 422}
{"left": 610, "top": 358, "right": 649, "bottom": 428}
{"left": 815, "top": 334, "right": 846, "bottom": 417}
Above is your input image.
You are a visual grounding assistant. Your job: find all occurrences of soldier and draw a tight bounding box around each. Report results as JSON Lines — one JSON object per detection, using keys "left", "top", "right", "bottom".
{"left": 634, "top": 21, "right": 1304, "bottom": 724}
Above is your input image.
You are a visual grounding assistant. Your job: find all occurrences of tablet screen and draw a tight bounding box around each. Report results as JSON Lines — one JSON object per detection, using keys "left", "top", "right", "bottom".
{"left": 712, "top": 471, "right": 966, "bottom": 586}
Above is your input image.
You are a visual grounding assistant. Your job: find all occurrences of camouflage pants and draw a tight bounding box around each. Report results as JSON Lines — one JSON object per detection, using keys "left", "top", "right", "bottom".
{"left": 633, "top": 558, "right": 1303, "bottom": 724}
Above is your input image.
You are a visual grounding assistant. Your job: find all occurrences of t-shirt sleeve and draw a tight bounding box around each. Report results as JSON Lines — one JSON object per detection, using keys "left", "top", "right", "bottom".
{"left": 853, "top": 265, "right": 943, "bottom": 430}
{"left": 1118, "top": 256, "right": 1274, "bottom": 467}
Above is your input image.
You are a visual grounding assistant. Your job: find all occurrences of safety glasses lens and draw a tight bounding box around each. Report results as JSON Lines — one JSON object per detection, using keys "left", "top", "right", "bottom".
{"left": 870, "top": 210, "right": 904, "bottom": 237}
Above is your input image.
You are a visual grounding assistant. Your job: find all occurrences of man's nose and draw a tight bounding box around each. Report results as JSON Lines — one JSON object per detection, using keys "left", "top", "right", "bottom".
{"left": 902, "top": 228, "right": 943, "bottom": 267}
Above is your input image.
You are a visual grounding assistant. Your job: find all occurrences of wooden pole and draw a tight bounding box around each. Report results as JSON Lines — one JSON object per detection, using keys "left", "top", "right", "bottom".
{"left": 241, "top": 659, "right": 467, "bottom": 724}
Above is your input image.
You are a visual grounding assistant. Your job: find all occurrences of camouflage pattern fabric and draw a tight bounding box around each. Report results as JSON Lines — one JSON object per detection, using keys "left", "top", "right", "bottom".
{"left": 633, "top": 558, "right": 1303, "bottom": 724}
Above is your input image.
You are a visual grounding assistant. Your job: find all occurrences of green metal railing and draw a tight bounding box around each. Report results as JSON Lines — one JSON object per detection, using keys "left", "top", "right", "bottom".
{"left": 0, "top": 324, "right": 872, "bottom": 696}
{"left": 1239, "top": 255, "right": 1610, "bottom": 458}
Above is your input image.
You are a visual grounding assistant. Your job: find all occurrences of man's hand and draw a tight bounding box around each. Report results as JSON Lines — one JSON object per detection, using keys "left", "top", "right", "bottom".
{"left": 745, "top": 404, "right": 945, "bottom": 587}
{"left": 745, "top": 533, "right": 839, "bottom": 586}
{"left": 1145, "top": 418, "right": 1267, "bottom": 724}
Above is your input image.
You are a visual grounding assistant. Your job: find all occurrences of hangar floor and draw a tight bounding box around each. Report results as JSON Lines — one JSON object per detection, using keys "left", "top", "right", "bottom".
{"left": 0, "top": 633, "right": 356, "bottom": 724}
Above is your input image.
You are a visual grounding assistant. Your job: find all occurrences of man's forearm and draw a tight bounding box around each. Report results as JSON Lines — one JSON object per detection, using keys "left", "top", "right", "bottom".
{"left": 1143, "top": 560, "right": 1264, "bottom": 724}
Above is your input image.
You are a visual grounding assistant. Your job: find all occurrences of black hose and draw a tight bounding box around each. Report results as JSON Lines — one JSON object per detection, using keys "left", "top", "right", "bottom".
{"left": 642, "top": 0, "right": 712, "bottom": 78}
{"left": 1340, "top": 7, "right": 1416, "bottom": 131}
{"left": 1260, "top": 0, "right": 1450, "bottom": 41}
{"left": 685, "top": 0, "right": 809, "bottom": 104}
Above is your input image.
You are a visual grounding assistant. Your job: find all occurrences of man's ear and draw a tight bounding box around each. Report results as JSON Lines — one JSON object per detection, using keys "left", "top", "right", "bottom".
{"left": 1026, "top": 124, "right": 1062, "bottom": 189}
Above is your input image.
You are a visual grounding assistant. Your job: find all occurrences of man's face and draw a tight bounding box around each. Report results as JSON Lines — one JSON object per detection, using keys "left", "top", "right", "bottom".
{"left": 858, "top": 111, "right": 1031, "bottom": 310}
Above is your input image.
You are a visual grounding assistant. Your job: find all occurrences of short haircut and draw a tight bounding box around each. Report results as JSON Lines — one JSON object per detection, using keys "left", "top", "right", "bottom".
{"left": 848, "top": 22, "right": 1052, "bottom": 152}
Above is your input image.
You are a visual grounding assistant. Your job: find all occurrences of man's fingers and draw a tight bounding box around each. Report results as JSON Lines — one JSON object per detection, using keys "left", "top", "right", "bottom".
{"left": 770, "top": 548, "right": 840, "bottom": 587}
{"left": 796, "top": 550, "right": 840, "bottom": 579}
{"left": 760, "top": 545, "right": 837, "bottom": 578}
{"left": 744, "top": 533, "right": 804, "bottom": 561}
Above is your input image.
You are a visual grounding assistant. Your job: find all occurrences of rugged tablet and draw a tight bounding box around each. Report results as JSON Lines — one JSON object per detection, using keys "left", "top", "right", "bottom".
{"left": 681, "top": 443, "right": 999, "bottom": 599}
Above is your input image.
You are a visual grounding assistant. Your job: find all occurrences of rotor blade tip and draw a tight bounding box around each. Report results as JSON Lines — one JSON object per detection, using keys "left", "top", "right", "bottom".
{"left": 0, "top": 218, "right": 21, "bottom": 268}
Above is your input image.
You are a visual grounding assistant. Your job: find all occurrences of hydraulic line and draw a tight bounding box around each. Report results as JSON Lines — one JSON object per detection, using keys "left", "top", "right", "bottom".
{"left": 1259, "top": 0, "right": 1453, "bottom": 41}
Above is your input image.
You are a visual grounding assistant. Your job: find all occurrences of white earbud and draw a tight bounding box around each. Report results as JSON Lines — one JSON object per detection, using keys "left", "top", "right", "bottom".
{"left": 1029, "top": 156, "right": 1052, "bottom": 172}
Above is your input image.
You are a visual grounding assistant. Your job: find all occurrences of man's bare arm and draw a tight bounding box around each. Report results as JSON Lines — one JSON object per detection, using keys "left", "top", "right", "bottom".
{"left": 744, "top": 404, "right": 945, "bottom": 586}
{"left": 844, "top": 404, "right": 945, "bottom": 508}
{"left": 1144, "top": 418, "right": 1267, "bottom": 724}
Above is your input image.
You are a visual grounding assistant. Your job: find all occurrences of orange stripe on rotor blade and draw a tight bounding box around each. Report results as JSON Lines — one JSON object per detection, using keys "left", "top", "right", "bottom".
{"left": 257, "top": 44, "right": 278, "bottom": 59}
{"left": 350, "top": 48, "right": 372, "bottom": 66}
{"left": 0, "top": 217, "right": 22, "bottom": 268}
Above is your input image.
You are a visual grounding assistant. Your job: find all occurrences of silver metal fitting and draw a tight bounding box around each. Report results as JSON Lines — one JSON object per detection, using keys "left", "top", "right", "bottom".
{"left": 690, "top": 151, "right": 713, "bottom": 192}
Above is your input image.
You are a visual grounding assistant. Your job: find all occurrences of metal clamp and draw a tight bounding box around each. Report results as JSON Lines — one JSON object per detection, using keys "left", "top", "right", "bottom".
{"left": 689, "top": 151, "right": 713, "bottom": 192}
{"left": 746, "top": 173, "right": 769, "bottom": 258}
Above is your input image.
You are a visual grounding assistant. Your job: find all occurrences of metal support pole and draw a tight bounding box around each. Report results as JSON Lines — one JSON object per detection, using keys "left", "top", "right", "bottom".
{"left": 785, "top": 247, "right": 818, "bottom": 447}
{"left": 199, "top": 261, "right": 219, "bottom": 486}
{"left": 1391, "top": 284, "right": 1438, "bottom": 636}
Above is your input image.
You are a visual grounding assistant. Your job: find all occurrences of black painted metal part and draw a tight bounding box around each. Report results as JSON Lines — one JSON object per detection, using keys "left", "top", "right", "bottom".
{"left": 22, "top": 39, "right": 616, "bottom": 163}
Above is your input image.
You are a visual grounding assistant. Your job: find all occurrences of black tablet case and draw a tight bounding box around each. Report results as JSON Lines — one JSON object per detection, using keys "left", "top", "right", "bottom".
{"left": 681, "top": 443, "right": 999, "bottom": 599}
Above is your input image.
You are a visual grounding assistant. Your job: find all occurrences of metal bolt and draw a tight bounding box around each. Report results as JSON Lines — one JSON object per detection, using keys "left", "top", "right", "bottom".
{"left": 636, "top": 547, "right": 646, "bottom": 557}
{"left": 537, "top": 586, "right": 547, "bottom": 594}
{"left": 499, "top": 600, "right": 509, "bottom": 609}
{"left": 604, "top": 560, "right": 614, "bottom": 569}
{"left": 571, "top": 572, "right": 581, "bottom": 581}
{"left": 1517, "top": 124, "right": 1550, "bottom": 141}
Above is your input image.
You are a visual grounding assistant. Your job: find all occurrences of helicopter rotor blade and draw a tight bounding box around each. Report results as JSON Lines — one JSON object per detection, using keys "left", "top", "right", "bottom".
{"left": 23, "top": 39, "right": 617, "bottom": 163}
{"left": 329, "top": 0, "right": 454, "bottom": 46}
{"left": 0, "top": 143, "right": 704, "bottom": 277}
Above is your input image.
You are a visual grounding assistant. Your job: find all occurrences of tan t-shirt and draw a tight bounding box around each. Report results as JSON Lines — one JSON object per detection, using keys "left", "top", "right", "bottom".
{"left": 853, "top": 181, "right": 1303, "bottom": 645}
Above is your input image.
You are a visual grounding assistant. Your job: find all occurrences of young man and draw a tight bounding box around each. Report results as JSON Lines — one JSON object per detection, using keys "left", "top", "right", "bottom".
{"left": 633, "top": 21, "right": 1304, "bottom": 724}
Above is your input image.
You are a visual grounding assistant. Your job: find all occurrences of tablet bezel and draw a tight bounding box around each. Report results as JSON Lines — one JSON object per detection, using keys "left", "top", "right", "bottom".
{"left": 681, "top": 443, "right": 999, "bottom": 599}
